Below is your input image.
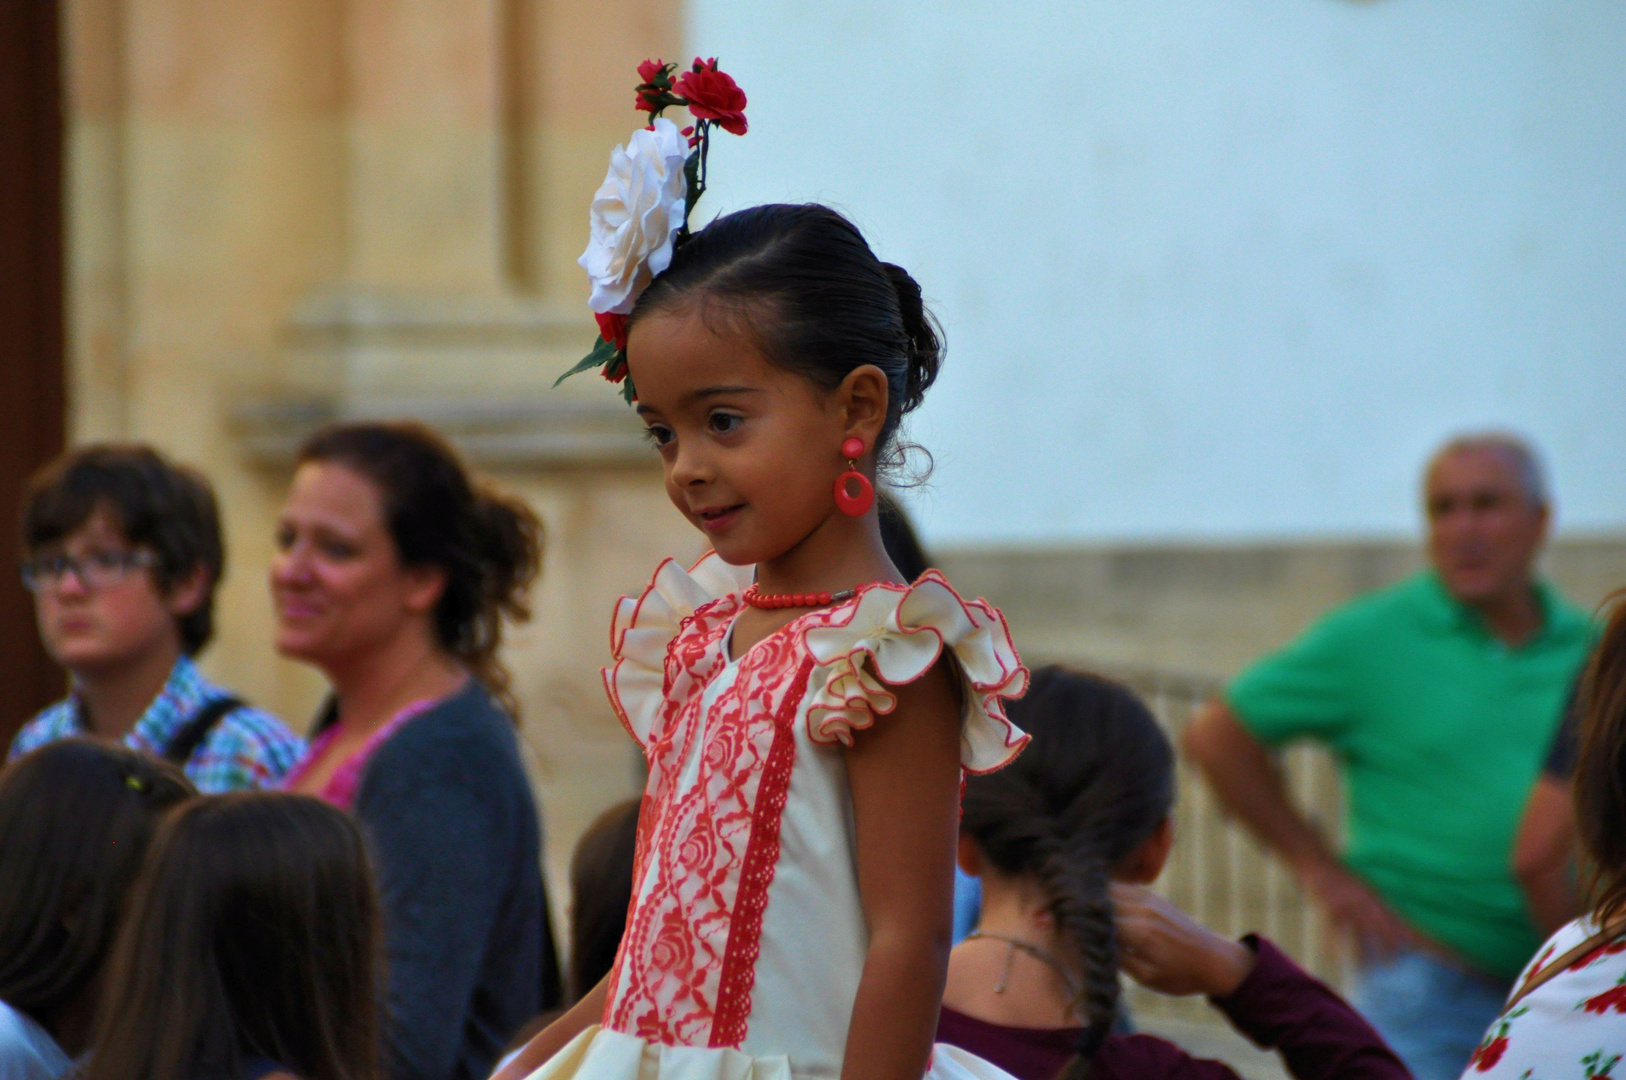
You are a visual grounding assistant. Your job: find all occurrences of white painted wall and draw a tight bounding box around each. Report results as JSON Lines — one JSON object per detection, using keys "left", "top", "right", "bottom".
{"left": 686, "top": 0, "right": 1626, "bottom": 544}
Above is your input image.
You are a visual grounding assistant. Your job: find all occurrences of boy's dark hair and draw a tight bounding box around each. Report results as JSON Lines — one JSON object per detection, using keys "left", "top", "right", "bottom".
{"left": 567, "top": 798, "right": 641, "bottom": 1002}
{"left": 628, "top": 203, "right": 943, "bottom": 470}
{"left": 960, "top": 667, "right": 1176, "bottom": 1079}
{"left": 0, "top": 741, "right": 195, "bottom": 1044}
{"left": 22, "top": 444, "right": 224, "bottom": 654}
{"left": 89, "top": 793, "right": 381, "bottom": 1080}
{"left": 1575, "top": 592, "right": 1626, "bottom": 928}
{"left": 296, "top": 422, "right": 543, "bottom": 718}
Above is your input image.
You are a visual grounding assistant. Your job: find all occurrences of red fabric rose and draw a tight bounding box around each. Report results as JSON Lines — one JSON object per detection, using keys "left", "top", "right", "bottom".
{"left": 1578, "top": 939, "right": 1626, "bottom": 969}
{"left": 1583, "top": 980, "right": 1626, "bottom": 1014}
{"left": 1468, "top": 1035, "right": 1507, "bottom": 1071}
{"left": 595, "top": 311, "right": 629, "bottom": 351}
{"left": 675, "top": 58, "right": 748, "bottom": 136}
{"left": 634, "top": 58, "right": 675, "bottom": 113}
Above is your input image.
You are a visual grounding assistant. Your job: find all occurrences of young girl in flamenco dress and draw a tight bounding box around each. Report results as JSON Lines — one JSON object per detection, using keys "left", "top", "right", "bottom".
{"left": 497, "top": 61, "right": 1030, "bottom": 1080}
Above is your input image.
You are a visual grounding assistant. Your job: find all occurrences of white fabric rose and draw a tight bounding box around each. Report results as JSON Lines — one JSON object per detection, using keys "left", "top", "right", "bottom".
{"left": 578, "top": 117, "right": 690, "bottom": 315}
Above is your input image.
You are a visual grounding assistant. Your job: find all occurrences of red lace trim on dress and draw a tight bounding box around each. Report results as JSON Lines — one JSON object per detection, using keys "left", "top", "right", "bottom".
{"left": 607, "top": 606, "right": 808, "bottom": 1047}
{"left": 709, "top": 655, "right": 811, "bottom": 1047}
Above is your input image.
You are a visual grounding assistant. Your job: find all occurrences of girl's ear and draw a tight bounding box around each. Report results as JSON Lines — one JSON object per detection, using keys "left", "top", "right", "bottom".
{"left": 835, "top": 365, "right": 889, "bottom": 455}
{"left": 1114, "top": 816, "right": 1174, "bottom": 885}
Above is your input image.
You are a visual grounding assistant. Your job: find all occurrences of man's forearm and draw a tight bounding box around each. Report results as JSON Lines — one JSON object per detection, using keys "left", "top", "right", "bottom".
{"left": 1183, "top": 701, "right": 1338, "bottom": 874}
{"left": 1513, "top": 775, "right": 1580, "bottom": 934}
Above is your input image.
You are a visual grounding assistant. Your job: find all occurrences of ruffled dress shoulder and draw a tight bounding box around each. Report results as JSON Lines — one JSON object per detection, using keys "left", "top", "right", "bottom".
{"left": 603, "top": 552, "right": 1028, "bottom": 772}
{"left": 536, "top": 553, "right": 1028, "bottom": 1080}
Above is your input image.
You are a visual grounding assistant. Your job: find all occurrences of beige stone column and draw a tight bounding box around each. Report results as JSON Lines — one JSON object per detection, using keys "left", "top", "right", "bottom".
{"left": 64, "top": 0, "right": 689, "bottom": 899}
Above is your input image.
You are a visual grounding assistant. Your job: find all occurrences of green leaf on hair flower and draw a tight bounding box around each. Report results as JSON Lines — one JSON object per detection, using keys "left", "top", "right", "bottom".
{"left": 554, "top": 334, "right": 622, "bottom": 388}
{"left": 682, "top": 149, "right": 704, "bottom": 224}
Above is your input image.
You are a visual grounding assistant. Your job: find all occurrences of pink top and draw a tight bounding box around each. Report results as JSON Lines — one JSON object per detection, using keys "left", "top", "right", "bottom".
{"left": 281, "top": 697, "right": 438, "bottom": 810}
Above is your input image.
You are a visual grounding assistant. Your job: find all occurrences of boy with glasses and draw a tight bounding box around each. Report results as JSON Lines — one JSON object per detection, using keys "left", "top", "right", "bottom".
{"left": 9, "top": 445, "right": 302, "bottom": 790}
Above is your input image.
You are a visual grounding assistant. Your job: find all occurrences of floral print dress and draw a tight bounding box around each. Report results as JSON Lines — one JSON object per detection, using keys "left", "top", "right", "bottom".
{"left": 530, "top": 553, "right": 1030, "bottom": 1080}
{"left": 1464, "top": 916, "right": 1626, "bottom": 1079}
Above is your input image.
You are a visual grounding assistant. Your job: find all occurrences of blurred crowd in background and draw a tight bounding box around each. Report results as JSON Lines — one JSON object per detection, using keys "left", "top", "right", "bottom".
{"left": 0, "top": 428, "right": 1620, "bottom": 1080}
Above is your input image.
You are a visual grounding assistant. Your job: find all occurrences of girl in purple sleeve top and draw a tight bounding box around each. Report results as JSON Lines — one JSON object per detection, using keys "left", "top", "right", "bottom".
{"left": 939, "top": 666, "right": 1410, "bottom": 1080}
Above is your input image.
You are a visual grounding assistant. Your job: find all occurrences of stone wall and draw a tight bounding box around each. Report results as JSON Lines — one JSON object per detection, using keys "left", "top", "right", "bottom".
{"left": 61, "top": 0, "right": 690, "bottom": 891}
{"left": 937, "top": 536, "right": 1625, "bottom": 680}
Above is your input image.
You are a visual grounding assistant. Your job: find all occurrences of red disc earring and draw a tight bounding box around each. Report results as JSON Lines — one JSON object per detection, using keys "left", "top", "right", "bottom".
{"left": 834, "top": 437, "right": 874, "bottom": 517}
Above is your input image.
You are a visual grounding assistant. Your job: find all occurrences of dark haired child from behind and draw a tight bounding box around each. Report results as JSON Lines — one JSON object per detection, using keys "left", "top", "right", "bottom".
{"left": 88, "top": 793, "right": 381, "bottom": 1080}
{"left": 9, "top": 444, "right": 302, "bottom": 791}
{"left": 0, "top": 740, "right": 195, "bottom": 1078}
{"left": 942, "top": 666, "right": 1411, "bottom": 1080}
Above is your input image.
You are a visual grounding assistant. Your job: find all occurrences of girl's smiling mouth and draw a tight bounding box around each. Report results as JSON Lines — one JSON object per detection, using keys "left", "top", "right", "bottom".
{"left": 695, "top": 504, "right": 745, "bottom": 531}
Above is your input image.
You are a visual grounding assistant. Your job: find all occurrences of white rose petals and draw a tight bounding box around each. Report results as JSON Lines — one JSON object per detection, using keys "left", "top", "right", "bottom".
{"left": 578, "top": 118, "right": 690, "bottom": 315}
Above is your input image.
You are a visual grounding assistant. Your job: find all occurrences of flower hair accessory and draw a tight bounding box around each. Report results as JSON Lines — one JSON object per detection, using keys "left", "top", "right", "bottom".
{"left": 557, "top": 58, "right": 749, "bottom": 403}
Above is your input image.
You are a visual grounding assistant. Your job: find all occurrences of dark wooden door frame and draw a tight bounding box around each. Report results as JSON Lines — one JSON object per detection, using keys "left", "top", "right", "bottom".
{"left": 0, "top": 0, "right": 69, "bottom": 742}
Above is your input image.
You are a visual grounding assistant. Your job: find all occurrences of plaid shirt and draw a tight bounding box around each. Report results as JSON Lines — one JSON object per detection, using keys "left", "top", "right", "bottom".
{"left": 8, "top": 655, "right": 304, "bottom": 793}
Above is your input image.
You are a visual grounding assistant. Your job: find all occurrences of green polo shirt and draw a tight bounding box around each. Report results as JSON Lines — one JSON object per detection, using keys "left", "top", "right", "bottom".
{"left": 1227, "top": 570, "right": 1594, "bottom": 981}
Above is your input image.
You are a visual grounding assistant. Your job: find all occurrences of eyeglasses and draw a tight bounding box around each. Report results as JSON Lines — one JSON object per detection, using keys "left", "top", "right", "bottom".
{"left": 20, "top": 549, "right": 158, "bottom": 593}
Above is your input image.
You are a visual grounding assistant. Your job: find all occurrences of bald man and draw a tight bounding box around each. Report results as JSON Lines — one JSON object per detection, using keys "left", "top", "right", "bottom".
{"left": 1184, "top": 434, "right": 1594, "bottom": 1080}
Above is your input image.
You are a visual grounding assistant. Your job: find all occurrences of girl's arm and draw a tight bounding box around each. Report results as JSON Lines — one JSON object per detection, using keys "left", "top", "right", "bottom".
{"left": 489, "top": 976, "right": 609, "bottom": 1080}
{"left": 842, "top": 659, "right": 964, "bottom": 1080}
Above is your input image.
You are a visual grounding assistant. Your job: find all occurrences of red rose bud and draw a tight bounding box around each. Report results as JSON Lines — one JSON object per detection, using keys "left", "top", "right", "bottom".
{"left": 674, "top": 64, "right": 748, "bottom": 136}
{"left": 595, "top": 311, "right": 629, "bottom": 351}
{"left": 637, "top": 59, "right": 666, "bottom": 84}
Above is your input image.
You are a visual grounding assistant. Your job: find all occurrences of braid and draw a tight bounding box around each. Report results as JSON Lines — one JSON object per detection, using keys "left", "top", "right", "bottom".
{"left": 1037, "top": 816, "right": 1120, "bottom": 1080}
{"left": 959, "top": 667, "right": 1177, "bottom": 1080}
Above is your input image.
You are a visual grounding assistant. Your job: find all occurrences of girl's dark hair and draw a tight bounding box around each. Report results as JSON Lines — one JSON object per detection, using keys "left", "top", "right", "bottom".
{"left": 629, "top": 203, "right": 942, "bottom": 467}
{"left": 566, "top": 798, "right": 641, "bottom": 1002}
{"left": 297, "top": 422, "right": 543, "bottom": 716}
{"left": 89, "top": 793, "right": 380, "bottom": 1080}
{"left": 0, "top": 740, "right": 194, "bottom": 1048}
{"left": 1574, "top": 591, "right": 1626, "bottom": 927}
{"left": 877, "top": 491, "right": 930, "bottom": 583}
{"left": 961, "top": 667, "right": 1175, "bottom": 1079}
{"left": 23, "top": 444, "right": 224, "bottom": 654}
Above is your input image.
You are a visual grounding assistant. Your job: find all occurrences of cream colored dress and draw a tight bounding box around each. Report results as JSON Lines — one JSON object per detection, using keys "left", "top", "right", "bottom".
{"left": 531, "top": 553, "right": 1029, "bottom": 1080}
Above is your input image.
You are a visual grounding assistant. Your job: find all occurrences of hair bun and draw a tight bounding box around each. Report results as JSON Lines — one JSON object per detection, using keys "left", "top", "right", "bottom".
{"left": 879, "top": 262, "right": 942, "bottom": 415}
{"left": 472, "top": 488, "right": 543, "bottom": 622}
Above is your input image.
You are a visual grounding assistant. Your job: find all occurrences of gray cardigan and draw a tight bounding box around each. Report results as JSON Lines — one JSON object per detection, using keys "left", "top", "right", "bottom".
{"left": 348, "top": 681, "right": 555, "bottom": 1080}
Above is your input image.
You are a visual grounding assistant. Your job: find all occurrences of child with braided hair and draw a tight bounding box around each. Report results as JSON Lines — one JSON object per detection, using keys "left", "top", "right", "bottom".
{"left": 943, "top": 667, "right": 1411, "bottom": 1080}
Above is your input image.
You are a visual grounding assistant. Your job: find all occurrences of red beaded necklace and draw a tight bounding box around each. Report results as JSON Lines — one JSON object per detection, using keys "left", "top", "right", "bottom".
{"left": 742, "top": 583, "right": 859, "bottom": 610}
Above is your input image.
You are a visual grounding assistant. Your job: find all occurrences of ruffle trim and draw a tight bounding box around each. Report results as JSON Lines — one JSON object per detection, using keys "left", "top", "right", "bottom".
{"left": 602, "top": 553, "right": 753, "bottom": 747}
{"left": 800, "top": 571, "right": 1029, "bottom": 775}
{"left": 602, "top": 554, "right": 1029, "bottom": 773}
{"left": 529, "top": 1026, "right": 1022, "bottom": 1080}
{"left": 530, "top": 1026, "right": 790, "bottom": 1080}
